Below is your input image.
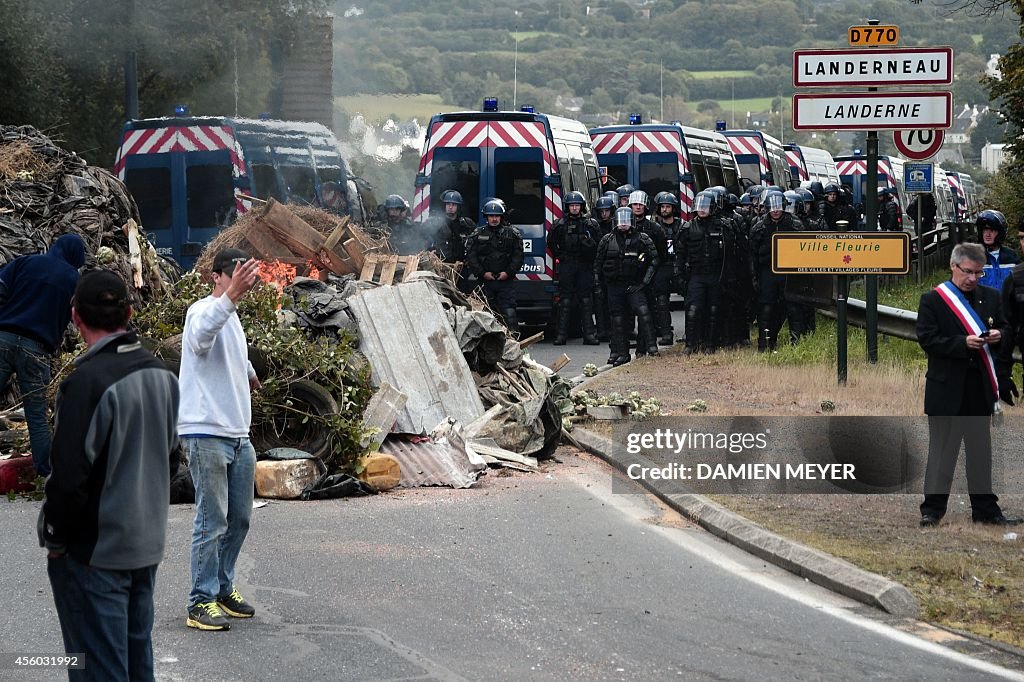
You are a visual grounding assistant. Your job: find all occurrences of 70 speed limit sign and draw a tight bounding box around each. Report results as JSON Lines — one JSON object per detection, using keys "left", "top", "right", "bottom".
{"left": 893, "top": 129, "right": 945, "bottom": 160}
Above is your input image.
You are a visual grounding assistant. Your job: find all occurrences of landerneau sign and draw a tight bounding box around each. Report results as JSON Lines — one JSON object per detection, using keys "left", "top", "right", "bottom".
{"left": 792, "top": 92, "right": 953, "bottom": 131}
{"left": 772, "top": 232, "right": 910, "bottom": 275}
{"left": 793, "top": 47, "right": 954, "bottom": 87}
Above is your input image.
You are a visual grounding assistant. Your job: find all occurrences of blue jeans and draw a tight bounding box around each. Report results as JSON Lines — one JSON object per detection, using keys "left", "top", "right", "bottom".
{"left": 0, "top": 331, "right": 51, "bottom": 475}
{"left": 47, "top": 556, "right": 157, "bottom": 682}
{"left": 186, "top": 436, "right": 255, "bottom": 607}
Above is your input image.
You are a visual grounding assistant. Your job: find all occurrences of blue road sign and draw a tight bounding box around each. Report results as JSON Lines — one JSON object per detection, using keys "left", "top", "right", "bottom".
{"left": 904, "top": 162, "right": 933, "bottom": 193}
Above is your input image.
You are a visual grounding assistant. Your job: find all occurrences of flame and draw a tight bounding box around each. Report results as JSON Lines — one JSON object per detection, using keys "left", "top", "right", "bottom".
{"left": 307, "top": 262, "right": 321, "bottom": 280}
{"left": 257, "top": 260, "right": 297, "bottom": 295}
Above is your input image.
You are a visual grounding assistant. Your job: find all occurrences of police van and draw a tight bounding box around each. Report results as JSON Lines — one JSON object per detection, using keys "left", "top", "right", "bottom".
{"left": 783, "top": 143, "right": 840, "bottom": 189}
{"left": 411, "top": 101, "right": 601, "bottom": 317}
{"left": 946, "top": 171, "right": 979, "bottom": 224}
{"left": 589, "top": 120, "right": 741, "bottom": 220}
{"left": 115, "top": 114, "right": 364, "bottom": 268}
{"left": 835, "top": 153, "right": 906, "bottom": 225}
{"left": 723, "top": 129, "right": 791, "bottom": 189}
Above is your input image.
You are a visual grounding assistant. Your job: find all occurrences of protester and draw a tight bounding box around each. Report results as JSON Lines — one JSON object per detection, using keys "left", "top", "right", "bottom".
{"left": 0, "top": 233, "right": 85, "bottom": 475}
{"left": 40, "top": 269, "right": 179, "bottom": 680}
{"left": 181, "top": 248, "right": 262, "bottom": 631}
{"left": 916, "top": 243, "right": 1021, "bottom": 527}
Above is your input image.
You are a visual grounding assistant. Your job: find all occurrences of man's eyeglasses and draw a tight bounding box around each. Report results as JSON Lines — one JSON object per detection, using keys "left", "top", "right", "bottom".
{"left": 955, "top": 263, "right": 983, "bottom": 278}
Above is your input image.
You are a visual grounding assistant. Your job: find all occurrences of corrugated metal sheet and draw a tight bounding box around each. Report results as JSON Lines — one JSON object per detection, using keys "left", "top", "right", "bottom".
{"left": 349, "top": 281, "right": 485, "bottom": 434}
{"left": 382, "top": 437, "right": 485, "bottom": 489}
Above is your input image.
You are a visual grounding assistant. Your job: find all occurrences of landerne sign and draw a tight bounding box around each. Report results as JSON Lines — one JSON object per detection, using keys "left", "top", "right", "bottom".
{"left": 792, "top": 92, "right": 952, "bottom": 131}
{"left": 772, "top": 232, "right": 910, "bottom": 274}
{"left": 793, "top": 47, "right": 954, "bottom": 87}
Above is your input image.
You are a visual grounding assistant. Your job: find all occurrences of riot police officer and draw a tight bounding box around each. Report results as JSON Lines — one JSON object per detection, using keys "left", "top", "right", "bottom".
{"left": 384, "top": 194, "right": 429, "bottom": 255}
{"left": 750, "top": 191, "right": 800, "bottom": 351}
{"left": 594, "top": 207, "right": 660, "bottom": 365}
{"left": 431, "top": 189, "right": 477, "bottom": 263}
{"left": 629, "top": 191, "right": 668, "bottom": 354}
{"left": 616, "top": 184, "right": 636, "bottom": 208}
{"left": 549, "top": 192, "right": 600, "bottom": 345}
{"left": 653, "top": 192, "right": 682, "bottom": 345}
{"left": 822, "top": 182, "right": 857, "bottom": 230}
{"left": 878, "top": 187, "right": 901, "bottom": 231}
{"left": 466, "top": 199, "right": 524, "bottom": 333}
{"left": 674, "top": 191, "right": 733, "bottom": 354}
{"left": 592, "top": 195, "right": 618, "bottom": 341}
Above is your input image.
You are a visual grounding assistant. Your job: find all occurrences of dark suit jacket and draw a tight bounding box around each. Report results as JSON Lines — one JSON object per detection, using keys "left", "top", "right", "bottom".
{"left": 916, "top": 283, "right": 1007, "bottom": 416}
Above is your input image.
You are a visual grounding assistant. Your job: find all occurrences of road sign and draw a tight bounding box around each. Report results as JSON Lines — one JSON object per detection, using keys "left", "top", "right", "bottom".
{"left": 904, "top": 163, "right": 934, "bottom": 193}
{"left": 848, "top": 24, "right": 899, "bottom": 46}
{"left": 793, "top": 47, "right": 954, "bottom": 87}
{"left": 893, "top": 129, "right": 945, "bottom": 160}
{"left": 773, "top": 233, "right": 909, "bottom": 275}
{"left": 792, "top": 92, "right": 952, "bottom": 131}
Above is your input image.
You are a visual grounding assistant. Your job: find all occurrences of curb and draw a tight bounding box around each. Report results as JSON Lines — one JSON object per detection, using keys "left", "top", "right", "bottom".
{"left": 569, "top": 427, "right": 920, "bottom": 618}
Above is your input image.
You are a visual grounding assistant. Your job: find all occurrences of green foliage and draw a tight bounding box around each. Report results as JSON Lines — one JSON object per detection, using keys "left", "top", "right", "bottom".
{"left": 133, "top": 273, "right": 374, "bottom": 472}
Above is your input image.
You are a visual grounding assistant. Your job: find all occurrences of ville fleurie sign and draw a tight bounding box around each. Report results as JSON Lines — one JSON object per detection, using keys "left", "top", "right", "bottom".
{"left": 772, "top": 232, "right": 910, "bottom": 275}
{"left": 793, "top": 47, "right": 954, "bottom": 87}
{"left": 792, "top": 92, "right": 952, "bottom": 131}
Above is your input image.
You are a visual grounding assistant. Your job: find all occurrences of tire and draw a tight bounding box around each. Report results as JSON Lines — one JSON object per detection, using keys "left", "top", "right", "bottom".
{"left": 254, "top": 379, "right": 338, "bottom": 460}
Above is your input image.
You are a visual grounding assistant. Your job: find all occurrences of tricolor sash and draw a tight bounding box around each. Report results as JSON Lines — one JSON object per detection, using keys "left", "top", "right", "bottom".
{"left": 934, "top": 280, "right": 999, "bottom": 400}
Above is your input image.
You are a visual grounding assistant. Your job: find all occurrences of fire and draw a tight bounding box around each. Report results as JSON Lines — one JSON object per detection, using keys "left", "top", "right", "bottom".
{"left": 257, "top": 260, "right": 297, "bottom": 295}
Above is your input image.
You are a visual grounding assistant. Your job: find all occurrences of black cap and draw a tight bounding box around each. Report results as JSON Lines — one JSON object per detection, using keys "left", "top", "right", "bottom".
{"left": 212, "top": 248, "right": 250, "bottom": 277}
{"left": 74, "top": 269, "right": 128, "bottom": 309}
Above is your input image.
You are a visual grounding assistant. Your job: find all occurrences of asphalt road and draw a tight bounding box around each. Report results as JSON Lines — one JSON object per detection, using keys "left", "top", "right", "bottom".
{"left": 2, "top": 451, "right": 1021, "bottom": 681}
{"left": 526, "top": 305, "right": 688, "bottom": 378}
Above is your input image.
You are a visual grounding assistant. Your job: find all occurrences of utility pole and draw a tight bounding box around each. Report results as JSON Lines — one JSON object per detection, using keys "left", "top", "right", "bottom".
{"left": 660, "top": 60, "right": 664, "bottom": 122}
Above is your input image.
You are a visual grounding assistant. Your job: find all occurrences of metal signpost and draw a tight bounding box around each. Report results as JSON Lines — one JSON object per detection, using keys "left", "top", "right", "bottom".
{"left": 791, "top": 25, "right": 954, "bottom": 384}
{"left": 904, "top": 162, "right": 934, "bottom": 283}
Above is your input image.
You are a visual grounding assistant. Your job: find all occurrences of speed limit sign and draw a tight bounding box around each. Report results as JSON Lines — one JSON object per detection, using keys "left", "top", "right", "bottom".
{"left": 893, "top": 129, "right": 945, "bottom": 160}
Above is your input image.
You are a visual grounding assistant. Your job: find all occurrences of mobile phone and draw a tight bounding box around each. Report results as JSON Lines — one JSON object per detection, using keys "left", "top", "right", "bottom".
{"left": 980, "top": 330, "right": 991, "bottom": 338}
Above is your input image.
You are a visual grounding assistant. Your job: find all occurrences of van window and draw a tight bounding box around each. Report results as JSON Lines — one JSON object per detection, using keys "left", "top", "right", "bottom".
{"left": 281, "top": 165, "right": 317, "bottom": 204}
{"left": 186, "top": 164, "right": 235, "bottom": 228}
{"left": 570, "top": 161, "right": 588, "bottom": 198}
{"left": 495, "top": 148, "right": 544, "bottom": 225}
{"left": 318, "top": 166, "right": 344, "bottom": 184}
{"left": 638, "top": 152, "right": 677, "bottom": 199}
{"left": 431, "top": 147, "right": 481, "bottom": 222}
{"left": 706, "top": 156, "right": 726, "bottom": 188}
{"left": 585, "top": 161, "right": 600, "bottom": 205}
{"left": 251, "top": 164, "right": 280, "bottom": 201}
{"left": 733, "top": 154, "right": 761, "bottom": 185}
{"left": 722, "top": 163, "right": 739, "bottom": 195}
{"left": 125, "top": 167, "right": 172, "bottom": 231}
{"left": 689, "top": 153, "right": 709, "bottom": 192}
{"left": 602, "top": 155, "right": 629, "bottom": 191}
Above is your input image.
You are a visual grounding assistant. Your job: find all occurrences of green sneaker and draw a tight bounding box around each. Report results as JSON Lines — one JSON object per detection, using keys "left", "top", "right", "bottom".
{"left": 217, "top": 587, "right": 255, "bottom": 618}
{"left": 186, "top": 601, "right": 230, "bottom": 631}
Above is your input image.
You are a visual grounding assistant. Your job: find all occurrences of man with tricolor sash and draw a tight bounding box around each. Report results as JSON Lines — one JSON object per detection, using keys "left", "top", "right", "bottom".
{"left": 915, "top": 243, "right": 1021, "bottom": 528}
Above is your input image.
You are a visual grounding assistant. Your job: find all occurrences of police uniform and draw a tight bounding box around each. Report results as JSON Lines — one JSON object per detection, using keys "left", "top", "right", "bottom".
{"left": 466, "top": 221, "right": 524, "bottom": 330}
{"left": 389, "top": 218, "right": 430, "bottom": 256}
{"left": 549, "top": 212, "right": 600, "bottom": 345}
{"left": 674, "top": 212, "right": 733, "bottom": 353}
{"left": 750, "top": 211, "right": 801, "bottom": 351}
{"left": 594, "top": 227, "right": 659, "bottom": 365}
{"left": 654, "top": 215, "right": 682, "bottom": 345}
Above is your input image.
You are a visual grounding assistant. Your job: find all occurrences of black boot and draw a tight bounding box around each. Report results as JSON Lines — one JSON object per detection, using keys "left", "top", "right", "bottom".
{"left": 655, "top": 294, "right": 674, "bottom": 345}
{"left": 638, "top": 306, "right": 659, "bottom": 356}
{"left": 706, "top": 305, "right": 720, "bottom": 353}
{"left": 684, "top": 304, "right": 702, "bottom": 355}
{"left": 580, "top": 296, "right": 599, "bottom": 345}
{"left": 595, "top": 293, "right": 609, "bottom": 341}
{"left": 502, "top": 307, "right": 519, "bottom": 336}
{"left": 609, "top": 315, "right": 630, "bottom": 365}
{"left": 553, "top": 299, "right": 572, "bottom": 346}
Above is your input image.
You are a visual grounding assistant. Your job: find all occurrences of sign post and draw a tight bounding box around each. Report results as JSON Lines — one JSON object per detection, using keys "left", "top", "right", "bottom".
{"left": 904, "top": 162, "right": 934, "bottom": 285}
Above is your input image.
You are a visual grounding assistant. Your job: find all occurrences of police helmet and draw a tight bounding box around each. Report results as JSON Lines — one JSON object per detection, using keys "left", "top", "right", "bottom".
{"left": 977, "top": 209, "right": 1008, "bottom": 242}
{"left": 739, "top": 193, "right": 752, "bottom": 207}
{"left": 628, "top": 190, "right": 649, "bottom": 208}
{"left": 482, "top": 199, "right": 506, "bottom": 216}
{"left": 694, "top": 191, "right": 717, "bottom": 215}
{"left": 603, "top": 190, "right": 619, "bottom": 203}
{"left": 616, "top": 184, "right": 636, "bottom": 200}
{"left": 615, "top": 206, "right": 633, "bottom": 228}
{"left": 595, "top": 195, "right": 616, "bottom": 212}
{"left": 563, "top": 191, "right": 587, "bottom": 211}
{"left": 384, "top": 194, "right": 408, "bottom": 210}
{"left": 706, "top": 186, "right": 727, "bottom": 210}
{"left": 747, "top": 184, "right": 766, "bottom": 198}
{"left": 823, "top": 182, "right": 841, "bottom": 196}
{"left": 807, "top": 181, "right": 825, "bottom": 200}
{"left": 656, "top": 192, "right": 680, "bottom": 208}
{"left": 441, "top": 189, "right": 463, "bottom": 206}
{"left": 762, "top": 190, "right": 786, "bottom": 213}
{"left": 726, "top": 193, "right": 739, "bottom": 210}
{"left": 765, "top": 185, "right": 785, "bottom": 195}
{"left": 783, "top": 190, "right": 803, "bottom": 215}
{"left": 796, "top": 187, "right": 815, "bottom": 206}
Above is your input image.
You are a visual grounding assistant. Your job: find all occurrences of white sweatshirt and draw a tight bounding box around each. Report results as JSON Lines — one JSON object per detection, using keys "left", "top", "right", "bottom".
{"left": 177, "top": 294, "right": 256, "bottom": 438}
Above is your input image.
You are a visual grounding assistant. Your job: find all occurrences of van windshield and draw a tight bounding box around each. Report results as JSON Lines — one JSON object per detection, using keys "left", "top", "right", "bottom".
{"left": 186, "top": 164, "right": 235, "bottom": 228}
{"left": 251, "top": 164, "right": 279, "bottom": 201}
{"left": 495, "top": 149, "right": 544, "bottom": 225}
{"left": 430, "top": 147, "right": 481, "bottom": 222}
{"left": 125, "top": 167, "right": 172, "bottom": 231}
{"left": 281, "top": 165, "right": 317, "bottom": 204}
{"left": 733, "top": 155, "right": 762, "bottom": 186}
{"left": 638, "top": 152, "right": 677, "bottom": 199}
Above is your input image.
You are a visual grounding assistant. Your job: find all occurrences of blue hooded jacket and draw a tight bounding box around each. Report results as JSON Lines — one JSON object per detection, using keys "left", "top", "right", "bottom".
{"left": 0, "top": 234, "right": 86, "bottom": 353}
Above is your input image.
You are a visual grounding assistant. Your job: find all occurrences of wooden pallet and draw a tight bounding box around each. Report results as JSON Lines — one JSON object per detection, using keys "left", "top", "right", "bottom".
{"left": 359, "top": 254, "right": 419, "bottom": 285}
